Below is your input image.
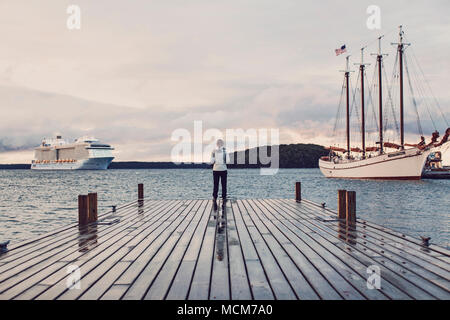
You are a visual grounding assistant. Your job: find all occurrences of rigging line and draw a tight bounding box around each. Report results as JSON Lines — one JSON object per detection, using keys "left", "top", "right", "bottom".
{"left": 385, "top": 51, "right": 400, "bottom": 142}
{"left": 351, "top": 77, "right": 363, "bottom": 145}
{"left": 379, "top": 56, "right": 391, "bottom": 137}
{"left": 404, "top": 35, "right": 449, "bottom": 126}
{"left": 407, "top": 52, "right": 437, "bottom": 133}
{"left": 350, "top": 74, "right": 361, "bottom": 132}
{"left": 332, "top": 78, "right": 346, "bottom": 139}
{"left": 409, "top": 54, "right": 440, "bottom": 134}
{"left": 365, "top": 72, "right": 378, "bottom": 146}
{"left": 370, "top": 59, "right": 380, "bottom": 145}
{"left": 361, "top": 67, "right": 368, "bottom": 127}
{"left": 404, "top": 46, "right": 438, "bottom": 131}
{"left": 383, "top": 53, "right": 400, "bottom": 137}
{"left": 366, "top": 65, "right": 379, "bottom": 133}
{"left": 404, "top": 55, "right": 425, "bottom": 136}
{"left": 411, "top": 49, "right": 445, "bottom": 131}
{"left": 391, "top": 75, "right": 400, "bottom": 136}
{"left": 414, "top": 68, "right": 440, "bottom": 129}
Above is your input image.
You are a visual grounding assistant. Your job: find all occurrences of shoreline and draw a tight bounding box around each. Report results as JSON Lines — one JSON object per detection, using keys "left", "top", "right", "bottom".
{"left": 0, "top": 162, "right": 321, "bottom": 170}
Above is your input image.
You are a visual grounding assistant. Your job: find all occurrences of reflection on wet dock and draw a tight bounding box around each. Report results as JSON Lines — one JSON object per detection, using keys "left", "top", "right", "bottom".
{"left": 0, "top": 186, "right": 449, "bottom": 300}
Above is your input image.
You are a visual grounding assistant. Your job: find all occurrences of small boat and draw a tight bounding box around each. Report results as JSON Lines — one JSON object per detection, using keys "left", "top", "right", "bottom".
{"left": 422, "top": 147, "right": 450, "bottom": 179}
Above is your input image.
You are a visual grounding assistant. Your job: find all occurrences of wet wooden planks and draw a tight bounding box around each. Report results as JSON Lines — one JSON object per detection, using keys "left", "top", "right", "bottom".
{"left": 0, "top": 199, "right": 449, "bottom": 300}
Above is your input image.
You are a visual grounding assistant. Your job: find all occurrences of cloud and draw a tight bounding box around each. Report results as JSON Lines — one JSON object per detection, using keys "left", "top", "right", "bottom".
{"left": 0, "top": 84, "right": 339, "bottom": 162}
{"left": 0, "top": 1, "right": 449, "bottom": 162}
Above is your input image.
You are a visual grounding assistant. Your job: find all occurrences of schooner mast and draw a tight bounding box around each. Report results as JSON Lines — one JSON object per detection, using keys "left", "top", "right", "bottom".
{"left": 392, "top": 25, "right": 410, "bottom": 149}
{"left": 341, "top": 56, "right": 353, "bottom": 158}
{"left": 372, "top": 36, "right": 387, "bottom": 154}
{"left": 355, "top": 48, "right": 369, "bottom": 158}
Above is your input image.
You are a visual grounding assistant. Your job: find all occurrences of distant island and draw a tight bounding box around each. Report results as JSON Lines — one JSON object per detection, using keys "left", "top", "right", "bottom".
{"left": 0, "top": 143, "right": 328, "bottom": 169}
{"left": 228, "top": 143, "right": 327, "bottom": 169}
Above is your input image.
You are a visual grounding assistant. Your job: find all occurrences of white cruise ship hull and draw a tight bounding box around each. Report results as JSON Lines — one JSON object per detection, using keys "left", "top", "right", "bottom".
{"left": 31, "top": 157, "right": 113, "bottom": 170}
{"left": 319, "top": 148, "right": 430, "bottom": 180}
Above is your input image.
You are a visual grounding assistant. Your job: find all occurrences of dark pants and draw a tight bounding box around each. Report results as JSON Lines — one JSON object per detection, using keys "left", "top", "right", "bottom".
{"left": 213, "top": 170, "right": 227, "bottom": 200}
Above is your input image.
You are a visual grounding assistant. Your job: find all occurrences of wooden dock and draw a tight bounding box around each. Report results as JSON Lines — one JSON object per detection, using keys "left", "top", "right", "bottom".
{"left": 0, "top": 190, "right": 449, "bottom": 300}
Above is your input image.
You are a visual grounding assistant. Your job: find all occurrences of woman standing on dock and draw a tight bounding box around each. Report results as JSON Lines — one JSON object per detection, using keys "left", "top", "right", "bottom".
{"left": 210, "top": 139, "right": 230, "bottom": 203}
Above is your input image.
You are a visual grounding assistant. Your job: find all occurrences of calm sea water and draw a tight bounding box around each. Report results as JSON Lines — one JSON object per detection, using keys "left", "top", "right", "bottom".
{"left": 0, "top": 169, "right": 448, "bottom": 248}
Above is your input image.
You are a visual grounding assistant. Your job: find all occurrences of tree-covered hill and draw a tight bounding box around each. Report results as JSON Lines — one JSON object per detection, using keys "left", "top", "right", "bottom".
{"left": 228, "top": 143, "right": 328, "bottom": 169}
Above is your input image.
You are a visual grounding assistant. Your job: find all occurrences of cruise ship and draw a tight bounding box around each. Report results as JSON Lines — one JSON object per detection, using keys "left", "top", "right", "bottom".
{"left": 31, "top": 136, "right": 114, "bottom": 170}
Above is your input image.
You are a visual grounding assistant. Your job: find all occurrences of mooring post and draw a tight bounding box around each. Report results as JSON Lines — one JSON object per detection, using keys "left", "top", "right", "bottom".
{"left": 78, "top": 195, "right": 89, "bottom": 226}
{"left": 346, "top": 191, "right": 356, "bottom": 225}
{"left": 0, "top": 240, "right": 9, "bottom": 254}
{"left": 420, "top": 236, "right": 431, "bottom": 247}
{"left": 295, "top": 182, "right": 301, "bottom": 202}
{"left": 338, "top": 190, "right": 347, "bottom": 220}
{"left": 88, "top": 193, "right": 98, "bottom": 223}
{"left": 138, "top": 183, "right": 144, "bottom": 206}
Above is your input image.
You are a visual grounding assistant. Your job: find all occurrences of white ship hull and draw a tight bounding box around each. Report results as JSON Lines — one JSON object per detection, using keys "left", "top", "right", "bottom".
{"left": 31, "top": 157, "right": 113, "bottom": 170}
{"left": 319, "top": 148, "right": 430, "bottom": 180}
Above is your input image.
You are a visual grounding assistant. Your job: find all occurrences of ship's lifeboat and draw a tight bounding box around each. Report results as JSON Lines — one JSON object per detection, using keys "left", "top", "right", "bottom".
{"left": 365, "top": 147, "right": 379, "bottom": 152}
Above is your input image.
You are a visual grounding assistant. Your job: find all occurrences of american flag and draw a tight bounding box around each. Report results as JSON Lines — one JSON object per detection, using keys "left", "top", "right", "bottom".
{"left": 335, "top": 45, "right": 347, "bottom": 56}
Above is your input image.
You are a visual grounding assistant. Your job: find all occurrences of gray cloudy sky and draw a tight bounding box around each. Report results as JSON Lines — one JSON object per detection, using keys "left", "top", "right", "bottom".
{"left": 0, "top": 0, "right": 449, "bottom": 162}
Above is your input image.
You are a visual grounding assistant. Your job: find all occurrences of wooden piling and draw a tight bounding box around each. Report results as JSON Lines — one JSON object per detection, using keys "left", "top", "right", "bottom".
{"left": 338, "top": 190, "right": 347, "bottom": 220}
{"left": 88, "top": 193, "right": 98, "bottom": 223}
{"left": 78, "top": 195, "right": 89, "bottom": 226}
{"left": 138, "top": 183, "right": 144, "bottom": 200}
{"left": 346, "top": 191, "right": 356, "bottom": 225}
{"left": 295, "top": 182, "right": 301, "bottom": 202}
{"left": 138, "top": 183, "right": 144, "bottom": 208}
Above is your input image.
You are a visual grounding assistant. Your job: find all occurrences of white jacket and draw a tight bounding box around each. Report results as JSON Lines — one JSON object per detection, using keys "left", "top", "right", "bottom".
{"left": 210, "top": 147, "right": 230, "bottom": 171}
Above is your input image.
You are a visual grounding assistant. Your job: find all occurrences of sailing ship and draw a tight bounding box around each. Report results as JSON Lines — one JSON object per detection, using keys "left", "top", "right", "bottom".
{"left": 319, "top": 26, "right": 449, "bottom": 180}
